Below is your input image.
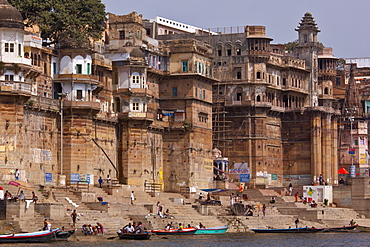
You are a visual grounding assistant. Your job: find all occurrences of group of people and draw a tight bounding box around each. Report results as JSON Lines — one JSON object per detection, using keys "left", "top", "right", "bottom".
{"left": 164, "top": 222, "right": 205, "bottom": 230}
{"left": 82, "top": 222, "right": 104, "bottom": 235}
{"left": 230, "top": 193, "right": 245, "bottom": 205}
{"left": 97, "top": 175, "right": 111, "bottom": 188}
{"left": 119, "top": 222, "right": 146, "bottom": 234}
{"left": 2, "top": 190, "right": 38, "bottom": 203}
{"left": 198, "top": 193, "right": 211, "bottom": 201}
{"left": 156, "top": 201, "right": 172, "bottom": 218}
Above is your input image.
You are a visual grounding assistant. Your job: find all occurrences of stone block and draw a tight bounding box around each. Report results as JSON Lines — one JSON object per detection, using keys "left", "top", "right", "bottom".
{"left": 6, "top": 201, "right": 34, "bottom": 219}
{"left": 35, "top": 203, "right": 64, "bottom": 220}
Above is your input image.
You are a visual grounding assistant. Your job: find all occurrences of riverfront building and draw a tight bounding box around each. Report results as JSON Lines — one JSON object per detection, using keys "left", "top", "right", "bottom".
{"left": 1, "top": 0, "right": 361, "bottom": 190}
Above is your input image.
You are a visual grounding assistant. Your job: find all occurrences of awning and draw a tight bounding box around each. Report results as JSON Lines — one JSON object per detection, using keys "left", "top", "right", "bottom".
{"left": 200, "top": 188, "right": 226, "bottom": 193}
{"left": 338, "top": 167, "right": 349, "bottom": 174}
{"left": 213, "top": 166, "right": 225, "bottom": 173}
{"left": 8, "top": 181, "right": 33, "bottom": 191}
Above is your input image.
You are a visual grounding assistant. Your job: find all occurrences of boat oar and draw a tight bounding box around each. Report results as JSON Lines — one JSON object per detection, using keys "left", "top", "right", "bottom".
{"left": 71, "top": 233, "right": 80, "bottom": 241}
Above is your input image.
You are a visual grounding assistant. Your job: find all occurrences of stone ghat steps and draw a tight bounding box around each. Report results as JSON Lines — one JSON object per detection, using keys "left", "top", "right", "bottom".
{"left": 219, "top": 215, "right": 327, "bottom": 233}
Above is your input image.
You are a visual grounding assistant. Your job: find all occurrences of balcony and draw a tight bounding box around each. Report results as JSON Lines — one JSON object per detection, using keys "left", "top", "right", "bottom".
{"left": 53, "top": 74, "right": 100, "bottom": 84}
{"left": 0, "top": 81, "right": 33, "bottom": 96}
{"left": 63, "top": 100, "right": 101, "bottom": 111}
{"left": 118, "top": 111, "right": 155, "bottom": 121}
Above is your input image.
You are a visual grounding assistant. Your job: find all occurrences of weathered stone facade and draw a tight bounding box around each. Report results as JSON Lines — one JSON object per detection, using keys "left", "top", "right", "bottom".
{"left": 0, "top": 1, "right": 343, "bottom": 191}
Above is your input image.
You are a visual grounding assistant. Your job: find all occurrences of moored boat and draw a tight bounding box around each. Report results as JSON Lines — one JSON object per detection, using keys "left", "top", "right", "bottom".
{"left": 194, "top": 225, "right": 228, "bottom": 235}
{"left": 357, "top": 225, "right": 370, "bottom": 232}
{"left": 321, "top": 224, "right": 358, "bottom": 232}
{"left": 152, "top": 227, "right": 196, "bottom": 235}
{"left": 251, "top": 227, "right": 321, "bottom": 233}
{"left": 54, "top": 228, "right": 77, "bottom": 240}
{"left": 0, "top": 229, "right": 58, "bottom": 243}
{"left": 117, "top": 232, "right": 151, "bottom": 240}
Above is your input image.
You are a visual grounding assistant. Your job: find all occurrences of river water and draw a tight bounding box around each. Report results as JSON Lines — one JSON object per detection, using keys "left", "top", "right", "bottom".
{"left": 7, "top": 232, "right": 370, "bottom": 247}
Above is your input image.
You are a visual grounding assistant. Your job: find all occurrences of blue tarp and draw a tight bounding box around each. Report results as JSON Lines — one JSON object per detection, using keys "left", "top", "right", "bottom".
{"left": 200, "top": 189, "right": 226, "bottom": 193}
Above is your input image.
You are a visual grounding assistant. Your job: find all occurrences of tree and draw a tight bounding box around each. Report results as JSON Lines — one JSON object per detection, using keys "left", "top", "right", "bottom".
{"left": 8, "top": 0, "right": 106, "bottom": 48}
{"left": 284, "top": 40, "right": 299, "bottom": 52}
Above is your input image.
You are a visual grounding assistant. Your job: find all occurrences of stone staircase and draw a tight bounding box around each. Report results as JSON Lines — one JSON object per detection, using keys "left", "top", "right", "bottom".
{"left": 0, "top": 181, "right": 364, "bottom": 234}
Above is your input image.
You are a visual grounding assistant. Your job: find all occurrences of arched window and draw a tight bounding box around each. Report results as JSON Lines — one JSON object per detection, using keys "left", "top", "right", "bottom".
{"left": 256, "top": 95, "right": 261, "bottom": 102}
{"left": 256, "top": 71, "right": 261, "bottom": 79}
{"left": 324, "top": 87, "right": 329, "bottom": 94}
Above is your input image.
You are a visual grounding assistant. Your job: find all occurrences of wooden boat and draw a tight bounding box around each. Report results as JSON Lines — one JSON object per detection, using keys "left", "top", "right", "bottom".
{"left": 54, "top": 228, "right": 77, "bottom": 240}
{"left": 357, "top": 225, "right": 370, "bottom": 232}
{"left": 251, "top": 227, "right": 321, "bottom": 233}
{"left": 194, "top": 225, "right": 229, "bottom": 235}
{"left": 0, "top": 229, "right": 58, "bottom": 243}
{"left": 152, "top": 227, "right": 196, "bottom": 235}
{"left": 321, "top": 224, "right": 358, "bottom": 232}
{"left": 117, "top": 232, "right": 151, "bottom": 240}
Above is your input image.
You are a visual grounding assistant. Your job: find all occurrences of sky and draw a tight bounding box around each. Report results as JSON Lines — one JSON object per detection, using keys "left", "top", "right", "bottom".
{"left": 102, "top": 0, "right": 370, "bottom": 59}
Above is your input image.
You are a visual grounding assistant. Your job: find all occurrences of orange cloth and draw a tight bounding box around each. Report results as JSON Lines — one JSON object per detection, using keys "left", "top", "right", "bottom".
{"left": 239, "top": 184, "right": 244, "bottom": 193}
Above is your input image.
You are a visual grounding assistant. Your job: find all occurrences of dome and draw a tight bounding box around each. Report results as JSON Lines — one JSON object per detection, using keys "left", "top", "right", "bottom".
{"left": 0, "top": 0, "right": 24, "bottom": 29}
{"left": 130, "top": 47, "right": 144, "bottom": 58}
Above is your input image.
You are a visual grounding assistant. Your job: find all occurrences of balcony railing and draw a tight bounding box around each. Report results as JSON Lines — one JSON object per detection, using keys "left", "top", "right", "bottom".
{"left": 0, "top": 81, "right": 33, "bottom": 95}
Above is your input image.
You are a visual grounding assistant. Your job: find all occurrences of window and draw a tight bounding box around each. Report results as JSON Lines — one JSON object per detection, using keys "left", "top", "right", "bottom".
{"left": 53, "top": 62, "right": 57, "bottom": 74}
{"left": 203, "top": 89, "right": 206, "bottom": 99}
{"left": 119, "top": 31, "right": 125, "bottom": 40}
{"left": 256, "top": 71, "right": 261, "bottom": 79}
{"left": 237, "top": 71, "right": 241, "bottom": 79}
{"left": 76, "top": 90, "right": 83, "bottom": 100}
{"left": 182, "top": 61, "right": 188, "bottom": 72}
{"left": 172, "top": 87, "right": 177, "bottom": 97}
{"left": 5, "top": 75, "right": 14, "bottom": 81}
{"left": 354, "top": 139, "right": 358, "bottom": 146}
{"left": 132, "top": 75, "right": 140, "bottom": 84}
{"left": 18, "top": 44, "right": 21, "bottom": 56}
{"left": 360, "top": 138, "right": 365, "bottom": 145}
{"left": 217, "top": 49, "right": 222, "bottom": 56}
{"left": 236, "top": 48, "right": 241, "bottom": 55}
{"left": 5, "top": 43, "right": 14, "bottom": 52}
{"left": 324, "top": 87, "right": 329, "bottom": 94}
{"left": 198, "top": 113, "right": 208, "bottom": 123}
{"left": 87, "top": 63, "right": 91, "bottom": 75}
{"left": 199, "top": 88, "right": 203, "bottom": 99}
{"left": 237, "top": 93, "right": 242, "bottom": 101}
{"left": 282, "top": 78, "right": 286, "bottom": 86}
{"left": 195, "top": 88, "right": 198, "bottom": 97}
{"left": 132, "top": 102, "right": 139, "bottom": 111}
{"left": 76, "top": 64, "right": 82, "bottom": 74}
{"left": 304, "top": 34, "right": 308, "bottom": 43}
{"left": 227, "top": 49, "right": 232, "bottom": 56}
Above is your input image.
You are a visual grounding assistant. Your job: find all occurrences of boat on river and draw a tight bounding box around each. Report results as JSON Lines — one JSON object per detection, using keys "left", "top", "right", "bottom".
{"left": 152, "top": 227, "right": 196, "bottom": 235}
{"left": 54, "top": 228, "right": 77, "bottom": 240}
{"left": 194, "top": 225, "right": 229, "bottom": 234}
{"left": 251, "top": 227, "right": 321, "bottom": 233}
{"left": 117, "top": 232, "right": 151, "bottom": 240}
{"left": 0, "top": 229, "right": 58, "bottom": 243}
{"left": 321, "top": 224, "right": 358, "bottom": 232}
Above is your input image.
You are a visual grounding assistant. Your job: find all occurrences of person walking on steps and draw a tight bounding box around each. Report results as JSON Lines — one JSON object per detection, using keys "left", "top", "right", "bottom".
{"left": 130, "top": 191, "right": 135, "bottom": 205}
{"left": 71, "top": 209, "right": 77, "bottom": 228}
{"left": 98, "top": 176, "right": 103, "bottom": 188}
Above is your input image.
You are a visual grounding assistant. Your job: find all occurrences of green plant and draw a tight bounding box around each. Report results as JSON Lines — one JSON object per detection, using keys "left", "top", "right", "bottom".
{"left": 182, "top": 120, "right": 192, "bottom": 130}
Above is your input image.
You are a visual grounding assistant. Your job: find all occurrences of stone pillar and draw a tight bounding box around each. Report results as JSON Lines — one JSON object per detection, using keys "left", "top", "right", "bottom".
{"left": 321, "top": 115, "right": 331, "bottom": 183}
{"left": 311, "top": 113, "right": 322, "bottom": 182}
{"left": 331, "top": 117, "right": 339, "bottom": 184}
